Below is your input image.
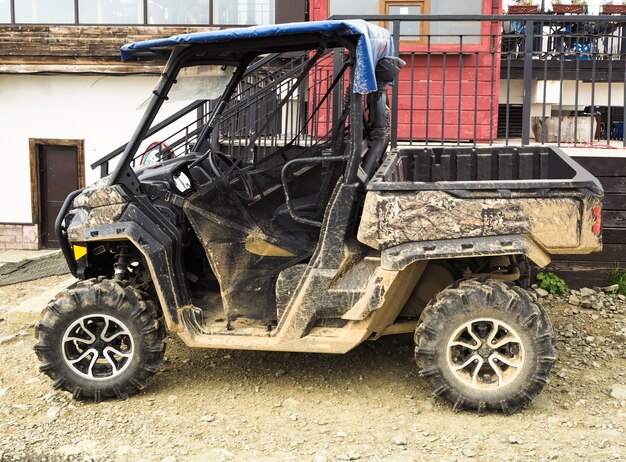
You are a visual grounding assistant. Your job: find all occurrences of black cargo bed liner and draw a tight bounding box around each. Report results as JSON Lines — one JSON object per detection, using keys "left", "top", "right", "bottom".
{"left": 368, "top": 146, "right": 602, "bottom": 194}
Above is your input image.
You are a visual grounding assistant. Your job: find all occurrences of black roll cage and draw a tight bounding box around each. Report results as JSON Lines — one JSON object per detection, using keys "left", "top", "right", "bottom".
{"left": 109, "top": 32, "right": 365, "bottom": 198}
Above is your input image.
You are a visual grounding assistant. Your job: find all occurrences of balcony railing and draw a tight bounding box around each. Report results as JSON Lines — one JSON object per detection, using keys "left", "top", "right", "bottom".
{"left": 93, "top": 14, "right": 626, "bottom": 177}
{"left": 332, "top": 14, "right": 626, "bottom": 148}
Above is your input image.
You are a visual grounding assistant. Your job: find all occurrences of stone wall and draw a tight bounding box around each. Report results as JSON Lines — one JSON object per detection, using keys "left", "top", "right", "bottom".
{"left": 0, "top": 224, "right": 39, "bottom": 251}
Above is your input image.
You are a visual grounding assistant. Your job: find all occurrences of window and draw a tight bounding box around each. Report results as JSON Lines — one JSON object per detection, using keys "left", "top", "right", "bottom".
{"left": 78, "top": 0, "right": 143, "bottom": 24}
{"left": 213, "top": 0, "right": 275, "bottom": 25}
{"left": 15, "top": 0, "right": 74, "bottom": 23}
{"left": 148, "top": 0, "right": 209, "bottom": 25}
{"left": 383, "top": 1, "right": 428, "bottom": 43}
{"left": 0, "top": 0, "right": 10, "bottom": 22}
{"left": 6, "top": 0, "right": 284, "bottom": 25}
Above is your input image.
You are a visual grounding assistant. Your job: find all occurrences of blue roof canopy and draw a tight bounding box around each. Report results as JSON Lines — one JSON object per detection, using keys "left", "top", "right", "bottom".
{"left": 120, "top": 20, "right": 393, "bottom": 94}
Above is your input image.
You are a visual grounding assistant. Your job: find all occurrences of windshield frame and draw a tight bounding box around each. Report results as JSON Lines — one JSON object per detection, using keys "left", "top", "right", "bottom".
{"left": 109, "top": 46, "right": 248, "bottom": 193}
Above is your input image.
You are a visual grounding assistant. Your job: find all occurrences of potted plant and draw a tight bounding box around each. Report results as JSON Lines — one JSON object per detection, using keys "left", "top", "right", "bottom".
{"left": 602, "top": 1, "right": 626, "bottom": 14}
{"left": 553, "top": 0, "right": 586, "bottom": 14}
{"left": 508, "top": 0, "right": 540, "bottom": 14}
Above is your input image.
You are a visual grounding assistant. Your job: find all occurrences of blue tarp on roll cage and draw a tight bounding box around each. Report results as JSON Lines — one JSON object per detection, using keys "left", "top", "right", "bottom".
{"left": 120, "top": 20, "right": 393, "bottom": 94}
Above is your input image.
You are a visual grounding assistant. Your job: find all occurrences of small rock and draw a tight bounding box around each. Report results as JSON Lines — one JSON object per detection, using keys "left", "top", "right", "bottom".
{"left": 46, "top": 406, "right": 61, "bottom": 421}
{"left": 392, "top": 435, "right": 407, "bottom": 446}
{"left": 274, "top": 369, "right": 286, "bottom": 377}
{"left": 201, "top": 414, "right": 215, "bottom": 423}
{"left": 568, "top": 295, "right": 581, "bottom": 306}
{"left": 580, "top": 287, "right": 596, "bottom": 297}
{"left": 508, "top": 435, "right": 520, "bottom": 444}
{"left": 162, "top": 457, "right": 177, "bottom": 462}
{"left": 167, "top": 395, "right": 177, "bottom": 404}
{"left": 610, "top": 384, "right": 626, "bottom": 401}
{"left": 592, "top": 300, "right": 604, "bottom": 310}
{"left": 463, "top": 448, "right": 476, "bottom": 458}
{"left": 336, "top": 431, "right": 348, "bottom": 438}
{"left": 0, "top": 334, "right": 17, "bottom": 345}
{"left": 348, "top": 453, "right": 360, "bottom": 460}
{"left": 313, "top": 455, "right": 328, "bottom": 462}
{"left": 534, "top": 288, "right": 550, "bottom": 298}
{"left": 604, "top": 284, "right": 619, "bottom": 293}
{"left": 585, "top": 336, "right": 595, "bottom": 344}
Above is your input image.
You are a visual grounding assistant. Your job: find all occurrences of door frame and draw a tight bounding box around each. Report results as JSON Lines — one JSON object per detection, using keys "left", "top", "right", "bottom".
{"left": 29, "top": 138, "right": 86, "bottom": 246}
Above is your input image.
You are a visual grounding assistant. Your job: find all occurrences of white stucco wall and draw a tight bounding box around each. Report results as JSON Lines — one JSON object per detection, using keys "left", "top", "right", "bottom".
{"left": 0, "top": 74, "right": 160, "bottom": 223}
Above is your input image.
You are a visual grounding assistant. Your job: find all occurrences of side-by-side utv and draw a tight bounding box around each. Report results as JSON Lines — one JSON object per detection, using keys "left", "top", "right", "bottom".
{"left": 34, "top": 20, "right": 603, "bottom": 413}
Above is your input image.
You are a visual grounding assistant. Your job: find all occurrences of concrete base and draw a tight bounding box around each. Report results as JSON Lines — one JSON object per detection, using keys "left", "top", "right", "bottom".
{"left": 531, "top": 116, "right": 595, "bottom": 143}
{"left": 6, "top": 276, "right": 77, "bottom": 326}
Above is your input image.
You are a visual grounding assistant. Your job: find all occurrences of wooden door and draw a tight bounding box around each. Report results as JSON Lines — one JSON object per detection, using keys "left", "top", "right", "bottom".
{"left": 38, "top": 145, "right": 80, "bottom": 248}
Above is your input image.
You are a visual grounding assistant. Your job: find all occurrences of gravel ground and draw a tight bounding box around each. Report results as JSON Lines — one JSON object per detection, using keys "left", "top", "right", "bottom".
{"left": 0, "top": 276, "right": 624, "bottom": 462}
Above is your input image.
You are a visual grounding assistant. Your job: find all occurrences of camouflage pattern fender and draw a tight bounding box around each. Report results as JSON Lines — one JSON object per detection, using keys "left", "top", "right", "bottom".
{"left": 63, "top": 185, "right": 190, "bottom": 332}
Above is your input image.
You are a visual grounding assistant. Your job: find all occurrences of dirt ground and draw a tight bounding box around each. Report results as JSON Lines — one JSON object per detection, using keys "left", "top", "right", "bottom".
{"left": 0, "top": 276, "right": 624, "bottom": 462}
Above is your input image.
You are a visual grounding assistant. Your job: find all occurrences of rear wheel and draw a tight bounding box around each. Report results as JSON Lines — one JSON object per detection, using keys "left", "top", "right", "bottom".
{"left": 34, "top": 279, "right": 165, "bottom": 401}
{"left": 415, "top": 278, "right": 555, "bottom": 414}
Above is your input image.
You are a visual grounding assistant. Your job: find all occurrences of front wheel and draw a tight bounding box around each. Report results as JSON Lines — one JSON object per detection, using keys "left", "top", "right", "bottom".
{"left": 415, "top": 279, "right": 556, "bottom": 414}
{"left": 34, "top": 279, "right": 166, "bottom": 402}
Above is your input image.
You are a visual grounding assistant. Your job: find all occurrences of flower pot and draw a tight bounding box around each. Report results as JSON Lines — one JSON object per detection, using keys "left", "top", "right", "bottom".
{"left": 602, "top": 4, "right": 626, "bottom": 14}
{"left": 507, "top": 5, "right": 540, "bottom": 14}
{"left": 553, "top": 4, "right": 585, "bottom": 14}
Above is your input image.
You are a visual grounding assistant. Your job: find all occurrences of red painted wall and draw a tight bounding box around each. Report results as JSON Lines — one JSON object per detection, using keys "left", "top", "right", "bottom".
{"left": 310, "top": 0, "right": 502, "bottom": 142}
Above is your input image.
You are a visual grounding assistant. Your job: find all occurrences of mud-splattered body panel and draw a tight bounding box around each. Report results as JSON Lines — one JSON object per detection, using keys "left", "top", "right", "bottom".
{"left": 358, "top": 190, "right": 587, "bottom": 251}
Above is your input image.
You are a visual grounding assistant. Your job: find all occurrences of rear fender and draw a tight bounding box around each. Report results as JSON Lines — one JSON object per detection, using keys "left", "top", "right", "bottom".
{"left": 381, "top": 234, "right": 551, "bottom": 271}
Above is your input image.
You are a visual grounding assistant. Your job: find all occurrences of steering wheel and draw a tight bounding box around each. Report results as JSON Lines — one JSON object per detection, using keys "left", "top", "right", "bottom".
{"left": 207, "top": 151, "right": 255, "bottom": 201}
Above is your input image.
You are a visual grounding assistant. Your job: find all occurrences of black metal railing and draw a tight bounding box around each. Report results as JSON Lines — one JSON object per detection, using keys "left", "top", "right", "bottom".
{"left": 93, "top": 14, "right": 626, "bottom": 178}
{"left": 330, "top": 14, "right": 626, "bottom": 149}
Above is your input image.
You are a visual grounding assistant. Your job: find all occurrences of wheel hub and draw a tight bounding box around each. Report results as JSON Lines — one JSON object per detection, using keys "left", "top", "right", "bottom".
{"left": 446, "top": 318, "right": 525, "bottom": 391}
{"left": 477, "top": 344, "right": 493, "bottom": 358}
{"left": 62, "top": 314, "right": 134, "bottom": 381}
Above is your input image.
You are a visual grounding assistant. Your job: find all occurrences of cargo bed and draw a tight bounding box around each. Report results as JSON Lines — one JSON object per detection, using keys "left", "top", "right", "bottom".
{"left": 357, "top": 146, "right": 603, "bottom": 269}
{"left": 368, "top": 146, "right": 602, "bottom": 193}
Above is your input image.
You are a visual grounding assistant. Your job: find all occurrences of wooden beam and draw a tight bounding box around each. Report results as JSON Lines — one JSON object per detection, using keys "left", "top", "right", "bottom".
{"left": 0, "top": 25, "right": 215, "bottom": 74}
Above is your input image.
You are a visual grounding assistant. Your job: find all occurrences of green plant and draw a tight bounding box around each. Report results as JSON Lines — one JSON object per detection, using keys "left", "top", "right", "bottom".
{"left": 607, "top": 267, "right": 626, "bottom": 295}
{"left": 536, "top": 272, "right": 568, "bottom": 294}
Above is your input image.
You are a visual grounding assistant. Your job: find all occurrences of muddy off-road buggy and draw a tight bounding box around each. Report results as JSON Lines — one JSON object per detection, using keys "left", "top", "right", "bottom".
{"left": 35, "top": 20, "right": 603, "bottom": 413}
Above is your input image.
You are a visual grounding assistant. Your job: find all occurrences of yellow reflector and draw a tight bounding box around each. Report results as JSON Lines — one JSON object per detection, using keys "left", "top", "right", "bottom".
{"left": 73, "top": 245, "right": 87, "bottom": 261}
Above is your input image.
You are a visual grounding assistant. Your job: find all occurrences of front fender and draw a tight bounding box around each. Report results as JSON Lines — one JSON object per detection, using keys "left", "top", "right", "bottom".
{"left": 68, "top": 204, "right": 190, "bottom": 332}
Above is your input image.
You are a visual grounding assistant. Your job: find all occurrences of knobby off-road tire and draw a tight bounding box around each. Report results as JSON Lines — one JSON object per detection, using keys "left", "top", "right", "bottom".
{"left": 415, "top": 278, "right": 556, "bottom": 414}
{"left": 34, "top": 278, "right": 166, "bottom": 402}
